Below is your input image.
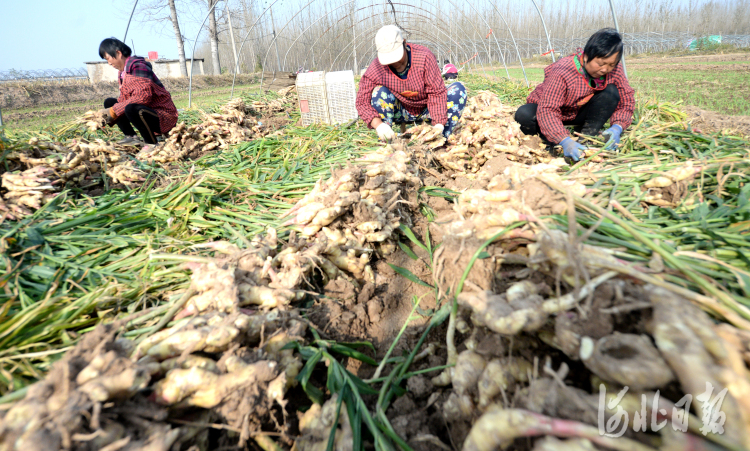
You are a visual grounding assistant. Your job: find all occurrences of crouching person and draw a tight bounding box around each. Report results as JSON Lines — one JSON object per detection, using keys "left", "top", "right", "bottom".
{"left": 514, "top": 28, "right": 634, "bottom": 162}
{"left": 98, "top": 38, "right": 178, "bottom": 149}
{"left": 442, "top": 60, "right": 458, "bottom": 80}
{"left": 355, "top": 25, "right": 467, "bottom": 142}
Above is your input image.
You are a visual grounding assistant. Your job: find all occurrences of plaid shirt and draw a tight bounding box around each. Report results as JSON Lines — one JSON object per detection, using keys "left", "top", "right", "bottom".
{"left": 356, "top": 44, "right": 447, "bottom": 127}
{"left": 527, "top": 54, "right": 635, "bottom": 143}
{"left": 110, "top": 57, "right": 178, "bottom": 134}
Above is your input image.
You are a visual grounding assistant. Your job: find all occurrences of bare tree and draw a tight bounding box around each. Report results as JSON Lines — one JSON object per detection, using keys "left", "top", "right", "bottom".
{"left": 130, "top": 0, "right": 188, "bottom": 76}
{"left": 168, "top": 0, "right": 189, "bottom": 76}
{"left": 239, "top": 0, "right": 260, "bottom": 72}
{"left": 207, "top": 0, "right": 223, "bottom": 74}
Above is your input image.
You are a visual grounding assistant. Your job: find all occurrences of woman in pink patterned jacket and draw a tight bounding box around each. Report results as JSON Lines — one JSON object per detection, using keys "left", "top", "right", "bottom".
{"left": 355, "top": 25, "right": 466, "bottom": 141}
{"left": 98, "top": 38, "right": 178, "bottom": 147}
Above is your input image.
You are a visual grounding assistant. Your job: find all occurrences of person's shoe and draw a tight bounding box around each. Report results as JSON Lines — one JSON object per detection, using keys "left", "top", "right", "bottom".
{"left": 117, "top": 136, "right": 143, "bottom": 146}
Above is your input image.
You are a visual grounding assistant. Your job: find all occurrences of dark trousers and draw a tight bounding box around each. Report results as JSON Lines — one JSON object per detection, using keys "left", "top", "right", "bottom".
{"left": 103, "top": 98, "right": 161, "bottom": 144}
{"left": 514, "top": 84, "right": 620, "bottom": 144}
{"left": 443, "top": 72, "right": 458, "bottom": 80}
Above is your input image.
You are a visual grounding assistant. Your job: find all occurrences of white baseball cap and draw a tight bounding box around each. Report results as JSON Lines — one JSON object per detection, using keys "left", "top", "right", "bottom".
{"left": 376, "top": 25, "right": 405, "bottom": 65}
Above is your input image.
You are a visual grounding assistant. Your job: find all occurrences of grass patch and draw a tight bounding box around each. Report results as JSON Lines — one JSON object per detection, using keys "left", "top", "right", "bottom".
{"left": 628, "top": 69, "right": 750, "bottom": 115}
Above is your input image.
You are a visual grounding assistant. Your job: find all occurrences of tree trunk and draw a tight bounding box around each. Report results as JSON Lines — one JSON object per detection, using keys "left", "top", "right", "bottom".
{"left": 207, "top": 0, "right": 222, "bottom": 75}
{"left": 240, "top": 0, "right": 258, "bottom": 73}
{"left": 168, "top": 0, "right": 188, "bottom": 77}
{"left": 226, "top": 3, "right": 240, "bottom": 74}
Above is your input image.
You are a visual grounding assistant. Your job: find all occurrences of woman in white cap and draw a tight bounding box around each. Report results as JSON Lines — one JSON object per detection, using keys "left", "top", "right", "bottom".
{"left": 355, "top": 25, "right": 466, "bottom": 142}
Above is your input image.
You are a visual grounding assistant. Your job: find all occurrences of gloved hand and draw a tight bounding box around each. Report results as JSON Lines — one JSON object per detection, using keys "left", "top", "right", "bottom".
{"left": 602, "top": 124, "right": 623, "bottom": 150}
{"left": 99, "top": 108, "right": 116, "bottom": 126}
{"left": 432, "top": 123, "right": 445, "bottom": 137}
{"left": 376, "top": 122, "right": 396, "bottom": 142}
{"left": 559, "top": 137, "right": 587, "bottom": 162}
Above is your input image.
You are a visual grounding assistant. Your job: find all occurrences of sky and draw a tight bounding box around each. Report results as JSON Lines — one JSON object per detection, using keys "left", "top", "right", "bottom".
{"left": 0, "top": 0, "right": 200, "bottom": 72}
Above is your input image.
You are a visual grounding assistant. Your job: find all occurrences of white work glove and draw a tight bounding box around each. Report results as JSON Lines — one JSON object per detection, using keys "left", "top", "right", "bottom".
{"left": 376, "top": 122, "right": 396, "bottom": 142}
{"left": 432, "top": 123, "right": 445, "bottom": 136}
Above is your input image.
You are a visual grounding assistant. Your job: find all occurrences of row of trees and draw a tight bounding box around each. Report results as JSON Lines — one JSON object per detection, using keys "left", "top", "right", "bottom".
{"left": 130, "top": 0, "right": 750, "bottom": 76}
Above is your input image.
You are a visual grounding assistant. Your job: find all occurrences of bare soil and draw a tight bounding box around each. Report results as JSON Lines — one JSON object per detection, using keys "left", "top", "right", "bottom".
{"left": 684, "top": 105, "right": 750, "bottom": 135}
{"left": 312, "top": 248, "right": 436, "bottom": 358}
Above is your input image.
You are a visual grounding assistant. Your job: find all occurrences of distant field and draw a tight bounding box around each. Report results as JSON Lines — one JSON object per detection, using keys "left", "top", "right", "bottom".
{"left": 475, "top": 52, "right": 750, "bottom": 116}
{"left": 651, "top": 60, "right": 748, "bottom": 65}
{"left": 2, "top": 84, "right": 260, "bottom": 134}
{"left": 628, "top": 69, "right": 750, "bottom": 115}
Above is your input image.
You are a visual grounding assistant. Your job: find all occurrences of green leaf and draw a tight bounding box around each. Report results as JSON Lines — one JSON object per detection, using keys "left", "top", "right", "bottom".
{"left": 430, "top": 302, "right": 452, "bottom": 327}
{"left": 326, "top": 388, "right": 346, "bottom": 451}
{"left": 397, "top": 224, "right": 428, "bottom": 253}
{"left": 737, "top": 273, "right": 750, "bottom": 299}
{"left": 329, "top": 343, "right": 378, "bottom": 366}
{"left": 26, "top": 227, "right": 45, "bottom": 246}
{"left": 387, "top": 264, "right": 434, "bottom": 289}
{"left": 346, "top": 372, "right": 379, "bottom": 396}
{"left": 387, "top": 383, "right": 407, "bottom": 399}
{"left": 398, "top": 241, "right": 419, "bottom": 260}
{"left": 280, "top": 341, "right": 300, "bottom": 351}
{"left": 298, "top": 350, "right": 324, "bottom": 404}
{"left": 327, "top": 361, "right": 345, "bottom": 393}
{"left": 333, "top": 341, "right": 376, "bottom": 353}
{"left": 344, "top": 388, "right": 363, "bottom": 451}
{"left": 424, "top": 226, "right": 432, "bottom": 255}
{"left": 302, "top": 380, "right": 325, "bottom": 405}
{"left": 419, "top": 186, "right": 458, "bottom": 199}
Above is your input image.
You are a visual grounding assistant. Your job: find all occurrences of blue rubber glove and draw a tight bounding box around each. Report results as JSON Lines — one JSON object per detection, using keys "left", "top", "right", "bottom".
{"left": 602, "top": 124, "right": 623, "bottom": 150}
{"left": 560, "top": 137, "right": 587, "bottom": 162}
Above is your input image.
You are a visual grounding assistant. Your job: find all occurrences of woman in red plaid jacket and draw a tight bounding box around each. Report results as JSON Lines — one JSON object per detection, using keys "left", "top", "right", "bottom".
{"left": 514, "top": 29, "right": 635, "bottom": 162}
{"left": 98, "top": 38, "right": 178, "bottom": 148}
{"left": 356, "top": 25, "right": 467, "bottom": 141}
